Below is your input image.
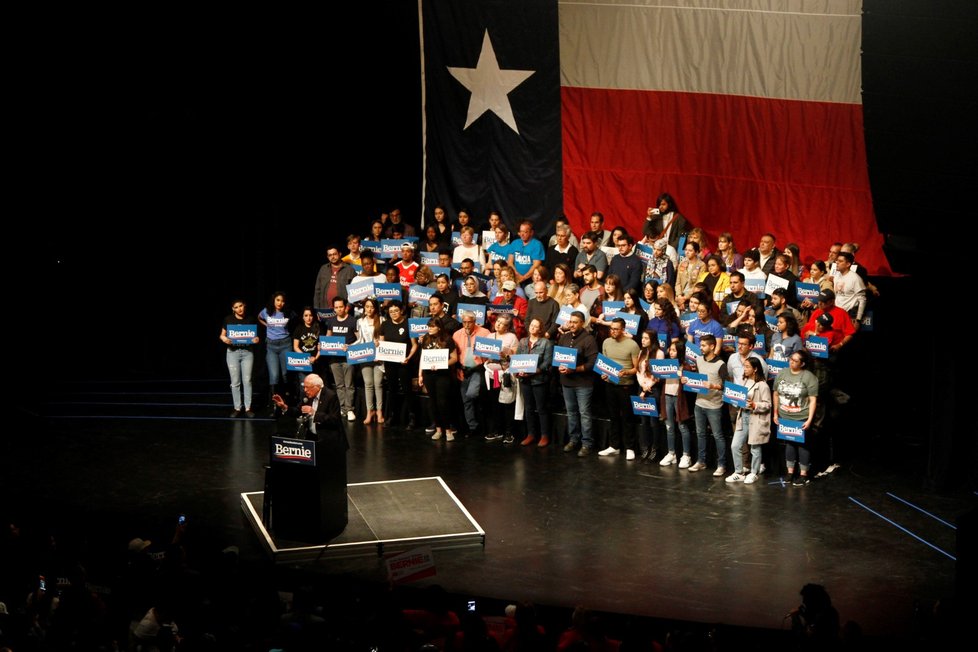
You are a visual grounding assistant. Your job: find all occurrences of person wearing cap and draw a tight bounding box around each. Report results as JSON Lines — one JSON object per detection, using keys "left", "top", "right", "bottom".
{"left": 394, "top": 243, "right": 419, "bottom": 287}
{"left": 801, "top": 289, "right": 856, "bottom": 353}
{"left": 488, "top": 280, "right": 528, "bottom": 338}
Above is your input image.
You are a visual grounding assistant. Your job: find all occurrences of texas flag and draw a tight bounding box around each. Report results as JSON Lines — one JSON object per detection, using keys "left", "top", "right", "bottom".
{"left": 421, "top": 0, "right": 889, "bottom": 273}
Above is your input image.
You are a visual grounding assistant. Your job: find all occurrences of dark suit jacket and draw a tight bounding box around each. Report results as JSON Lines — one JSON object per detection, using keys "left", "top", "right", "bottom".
{"left": 289, "top": 387, "right": 347, "bottom": 448}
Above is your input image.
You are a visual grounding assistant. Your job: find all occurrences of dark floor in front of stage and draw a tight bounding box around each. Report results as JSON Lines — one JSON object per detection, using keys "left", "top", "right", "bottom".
{"left": 4, "top": 379, "right": 973, "bottom": 640}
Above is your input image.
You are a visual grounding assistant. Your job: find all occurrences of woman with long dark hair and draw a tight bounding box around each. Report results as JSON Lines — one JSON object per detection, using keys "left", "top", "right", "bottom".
{"left": 220, "top": 298, "right": 260, "bottom": 417}
{"left": 258, "top": 291, "right": 295, "bottom": 414}
{"left": 636, "top": 330, "right": 665, "bottom": 461}
{"left": 659, "top": 340, "right": 693, "bottom": 467}
{"left": 357, "top": 298, "right": 385, "bottom": 424}
{"left": 418, "top": 318, "right": 458, "bottom": 441}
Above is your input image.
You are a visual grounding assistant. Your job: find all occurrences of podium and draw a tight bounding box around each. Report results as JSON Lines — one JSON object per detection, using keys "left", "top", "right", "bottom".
{"left": 265, "top": 431, "right": 348, "bottom": 543}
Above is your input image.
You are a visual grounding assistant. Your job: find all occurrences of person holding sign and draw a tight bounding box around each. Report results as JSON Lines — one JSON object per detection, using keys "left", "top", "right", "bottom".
{"left": 515, "top": 318, "right": 554, "bottom": 447}
{"left": 356, "top": 299, "right": 386, "bottom": 425}
{"left": 482, "top": 314, "right": 519, "bottom": 444}
{"left": 453, "top": 311, "right": 491, "bottom": 437}
{"left": 635, "top": 330, "right": 666, "bottom": 462}
{"left": 773, "top": 349, "right": 819, "bottom": 486}
{"left": 557, "top": 311, "right": 599, "bottom": 456}
{"left": 418, "top": 319, "right": 458, "bottom": 441}
{"left": 326, "top": 298, "right": 358, "bottom": 422}
{"left": 291, "top": 306, "right": 322, "bottom": 391}
{"left": 259, "top": 292, "right": 296, "bottom": 416}
{"left": 597, "top": 319, "right": 641, "bottom": 459}
{"left": 770, "top": 314, "right": 803, "bottom": 362}
{"left": 682, "top": 334, "right": 730, "bottom": 476}
{"left": 659, "top": 341, "right": 694, "bottom": 467}
{"left": 489, "top": 280, "right": 527, "bottom": 339}
{"left": 378, "top": 301, "right": 419, "bottom": 429}
{"left": 726, "top": 357, "right": 772, "bottom": 484}
{"left": 220, "top": 299, "right": 260, "bottom": 418}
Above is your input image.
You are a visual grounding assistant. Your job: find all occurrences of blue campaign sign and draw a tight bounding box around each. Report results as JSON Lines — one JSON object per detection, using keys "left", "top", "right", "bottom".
{"left": 753, "top": 334, "right": 766, "bottom": 354}
{"left": 796, "top": 282, "right": 821, "bottom": 303}
{"left": 619, "top": 313, "right": 641, "bottom": 335}
{"left": 744, "top": 278, "right": 766, "bottom": 296}
{"left": 685, "top": 340, "right": 701, "bottom": 366}
{"left": 286, "top": 352, "right": 313, "bottom": 372}
{"left": 347, "top": 279, "right": 374, "bottom": 303}
{"left": 656, "top": 332, "right": 668, "bottom": 349}
{"left": 777, "top": 419, "right": 806, "bottom": 443}
{"left": 409, "top": 284, "right": 437, "bottom": 304}
{"left": 374, "top": 283, "right": 403, "bottom": 300}
{"left": 556, "top": 305, "right": 574, "bottom": 326}
{"left": 683, "top": 371, "right": 709, "bottom": 394}
{"left": 380, "top": 239, "right": 409, "bottom": 259}
{"left": 594, "top": 354, "right": 623, "bottom": 383}
{"left": 860, "top": 311, "right": 874, "bottom": 332}
{"left": 634, "top": 242, "right": 655, "bottom": 263}
{"left": 419, "top": 251, "right": 439, "bottom": 265}
{"left": 764, "top": 314, "right": 778, "bottom": 329}
{"left": 722, "top": 333, "right": 737, "bottom": 350}
{"left": 451, "top": 231, "right": 462, "bottom": 246}
{"left": 361, "top": 241, "right": 381, "bottom": 254}
{"left": 631, "top": 395, "right": 659, "bottom": 417}
{"left": 227, "top": 324, "right": 257, "bottom": 345}
{"left": 457, "top": 302, "right": 486, "bottom": 325}
{"left": 640, "top": 298, "right": 652, "bottom": 312}
{"left": 680, "top": 311, "right": 697, "bottom": 331}
{"left": 271, "top": 437, "right": 316, "bottom": 467}
{"left": 805, "top": 335, "right": 830, "bottom": 359}
{"left": 722, "top": 382, "right": 749, "bottom": 408}
{"left": 766, "top": 357, "right": 788, "bottom": 380}
{"left": 553, "top": 346, "right": 578, "bottom": 369}
{"left": 474, "top": 336, "right": 502, "bottom": 360}
{"left": 346, "top": 342, "right": 376, "bottom": 364}
{"left": 318, "top": 335, "right": 347, "bottom": 356}
{"left": 649, "top": 358, "right": 679, "bottom": 379}
{"left": 315, "top": 308, "right": 335, "bottom": 323}
{"left": 725, "top": 300, "right": 740, "bottom": 315}
{"left": 408, "top": 318, "right": 429, "bottom": 338}
{"left": 509, "top": 354, "right": 538, "bottom": 374}
{"left": 429, "top": 265, "right": 451, "bottom": 277}
{"left": 602, "top": 301, "right": 625, "bottom": 317}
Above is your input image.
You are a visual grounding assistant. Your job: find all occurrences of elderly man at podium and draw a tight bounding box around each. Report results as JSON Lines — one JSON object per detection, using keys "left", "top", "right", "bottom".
{"left": 272, "top": 374, "right": 344, "bottom": 440}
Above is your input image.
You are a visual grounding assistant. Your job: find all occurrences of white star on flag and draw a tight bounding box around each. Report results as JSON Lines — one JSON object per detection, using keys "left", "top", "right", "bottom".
{"left": 448, "top": 30, "right": 534, "bottom": 135}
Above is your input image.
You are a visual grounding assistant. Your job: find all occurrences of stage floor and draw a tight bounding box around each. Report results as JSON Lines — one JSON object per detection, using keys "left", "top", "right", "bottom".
{"left": 4, "top": 379, "right": 973, "bottom": 639}
{"left": 241, "top": 476, "right": 485, "bottom": 562}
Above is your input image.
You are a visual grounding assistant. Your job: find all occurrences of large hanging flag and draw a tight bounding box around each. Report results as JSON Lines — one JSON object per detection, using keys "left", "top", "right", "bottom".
{"left": 421, "top": 0, "right": 562, "bottom": 235}
{"left": 422, "top": 1, "right": 889, "bottom": 273}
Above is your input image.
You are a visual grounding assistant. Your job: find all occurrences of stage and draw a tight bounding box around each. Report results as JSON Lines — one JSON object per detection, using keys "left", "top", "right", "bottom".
{"left": 4, "top": 377, "right": 973, "bottom": 641}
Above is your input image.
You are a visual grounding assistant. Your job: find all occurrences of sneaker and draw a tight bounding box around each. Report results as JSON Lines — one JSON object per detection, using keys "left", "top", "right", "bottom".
{"left": 577, "top": 446, "right": 592, "bottom": 457}
{"left": 659, "top": 452, "right": 677, "bottom": 466}
{"left": 792, "top": 474, "right": 810, "bottom": 486}
{"left": 502, "top": 435, "right": 515, "bottom": 445}
{"left": 563, "top": 442, "right": 579, "bottom": 453}
{"left": 425, "top": 426, "right": 437, "bottom": 435}
{"left": 347, "top": 411, "right": 356, "bottom": 422}
{"left": 445, "top": 430, "right": 456, "bottom": 442}
{"left": 598, "top": 447, "right": 619, "bottom": 457}
{"left": 229, "top": 409, "right": 243, "bottom": 418}
{"left": 644, "top": 448, "right": 658, "bottom": 463}
{"left": 825, "top": 463, "right": 840, "bottom": 474}
{"left": 244, "top": 409, "right": 255, "bottom": 418}
{"left": 520, "top": 435, "right": 536, "bottom": 446}
{"left": 484, "top": 433, "right": 503, "bottom": 442}
{"left": 537, "top": 436, "right": 550, "bottom": 447}
{"left": 725, "top": 472, "right": 745, "bottom": 483}
{"left": 688, "top": 461, "right": 706, "bottom": 472}
{"left": 678, "top": 455, "right": 692, "bottom": 469}
{"left": 743, "top": 473, "right": 759, "bottom": 484}
{"left": 759, "top": 463, "right": 767, "bottom": 475}
{"left": 626, "top": 449, "right": 636, "bottom": 461}
{"left": 431, "top": 430, "right": 443, "bottom": 440}
{"left": 712, "top": 467, "right": 726, "bottom": 477}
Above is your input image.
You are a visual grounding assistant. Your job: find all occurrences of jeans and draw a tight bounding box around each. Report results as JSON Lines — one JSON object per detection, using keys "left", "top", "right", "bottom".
{"left": 731, "top": 415, "right": 748, "bottom": 472}
{"left": 266, "top": 337, "right": 291, "bottom": 386}
{"left": 561, "top": 385, "right": 594, "bottom": 448}
{"left": 226, "top": 349, "right": 254, "bottom": 410}
{"left": 521, "top": 381, "right": 550, "bottom": 438}
{"left": 361, "top": 363, "right": 384, "bottom": 411}
{"left": 664, "top": 393, "right": 691, "bottom": 455}
{"left": 460, "top": 368, "right": 484, "bottom": 430}
{"left": 785, "top": 439, "right": 811, "bottom": 473}
{"left": 694, "top": 404, "right": 727, "bottom": 468}
{"left": 330, "top": 361, "right": 355, "bottom": 414}
{"left": 604, "top": 384, "right": 636, "bottom": 451}
{"left": 750, "top": 444, "right": 763, "bottom": 475}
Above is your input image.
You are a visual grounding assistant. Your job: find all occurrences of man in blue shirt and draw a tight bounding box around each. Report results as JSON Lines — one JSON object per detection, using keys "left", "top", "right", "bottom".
{"left": 510, "top": 219, "right": 546, "bottom": 288}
